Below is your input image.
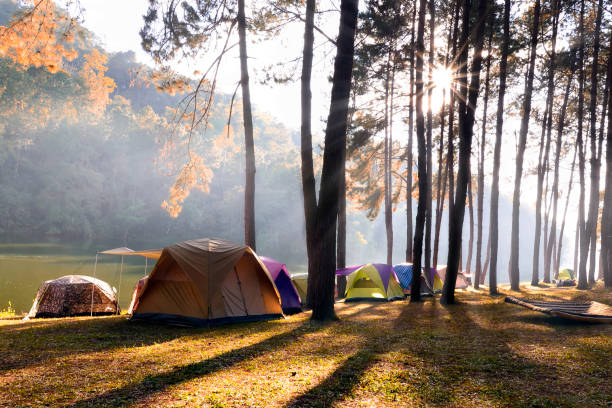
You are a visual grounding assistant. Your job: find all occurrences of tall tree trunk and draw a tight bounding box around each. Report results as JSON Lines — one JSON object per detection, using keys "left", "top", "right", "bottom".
{"left": 384, "top": 53, "right": 393, "bottom": 265}
{"left": 434, "top": 8, "right": 455, "bottom": 270}
{"left": 406, "top": 2, "right": 416, "bottom": 263}
{"left": 576, "top": 0, "right": 588, "bottom": 289}
{"left": 411, "top": 0, "right": 427, "bottom": 302}
{"left": 301, "top": 0, "right": 317, "bottom": 307}
{"left": 481, "top": 230, "right": 491, "bottom": 285}
{"left": 447, "top": 0, "right": 461, "bottom": 218}
{"left": 533, "top": 0, "right": 558, "bottom": 285}
{"left": 585, "top": 0, "right": 604, "bottom": 285}
{"left": 424, "top": 0, "right": 435, "bottom": 283}
{"left": 596, "top": 40, "right": 610, "bottom": 283}
{"left": 475, "top": 30, "right": 492, "bottom": 289}
{"left": 441, "top": 0, "right": 489, "bottom": 305}
{"left": 509, "top": 0, "right": 541, "bottom": 290}
{"left": 238, "top": 0, "right": 256, "bottom": 250}
{"left": 489, "top": 0, "right": 510, "bottom": 296}
{"left": 309, "top": 0, "right": 358, "bottom": 321}
{"left": 466, "top": 176, "right": 474, "bottom": 275}
{"left": 557, "top": 148, "right": 578, "bottom": 277}
{"left": 545, "top": 62, "right": 572, "bottom": 283}
{"left": 601, "top": 34, "right": 612, "bottom": 287}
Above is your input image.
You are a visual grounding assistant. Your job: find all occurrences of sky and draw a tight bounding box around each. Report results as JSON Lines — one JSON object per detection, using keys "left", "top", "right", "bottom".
{"left": 79, "top": 0, "right": 336, "bottom": 135}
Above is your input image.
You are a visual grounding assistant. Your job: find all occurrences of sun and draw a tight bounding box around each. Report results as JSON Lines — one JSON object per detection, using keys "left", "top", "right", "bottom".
{"left": 428, "top": 65, "right": 453, "bottom": 112}
{"left": 432, "top": 66, "right": 453, "bottom": 92}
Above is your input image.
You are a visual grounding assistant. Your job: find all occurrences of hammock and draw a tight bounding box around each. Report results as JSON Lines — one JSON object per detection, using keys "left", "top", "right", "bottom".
{"left": 505, "top": 296, "right": 612, "bottom": 323}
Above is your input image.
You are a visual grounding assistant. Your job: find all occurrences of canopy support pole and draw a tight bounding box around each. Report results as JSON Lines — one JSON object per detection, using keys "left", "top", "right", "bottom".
{"left": 144, "top": 257, "right": 148, "bottom": 277}
{"left": 91, "top": 252, "right": 98, "bottom": 317}
{"left": 117, "top": 255, "right": 123, "bottom": 315}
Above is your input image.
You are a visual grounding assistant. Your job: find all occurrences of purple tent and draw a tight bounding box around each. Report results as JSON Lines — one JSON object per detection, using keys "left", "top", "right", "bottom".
{"left": 261, "top": 257, "right": 302, "bottom": 314}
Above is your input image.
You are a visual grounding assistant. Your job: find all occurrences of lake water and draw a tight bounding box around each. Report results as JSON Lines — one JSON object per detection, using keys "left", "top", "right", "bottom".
{"left": 0, "top": 243, "right": 153, "bottom": 314}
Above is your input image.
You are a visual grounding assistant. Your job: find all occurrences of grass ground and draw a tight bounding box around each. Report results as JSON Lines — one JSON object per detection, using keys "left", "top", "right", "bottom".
{"left": 1, "top": 284, "right": 610, "bottom": 408}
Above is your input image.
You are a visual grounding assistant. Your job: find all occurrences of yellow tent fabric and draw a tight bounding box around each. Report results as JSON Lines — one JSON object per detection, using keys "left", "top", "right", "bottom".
{"left": 344, "top": 264, "right": 404, "bottom": 301}
{"left": 291, "top": 273, "right": 308, "bottom": 303}
{"left": 130, "top": 238, "right": 283, "bottom": 326}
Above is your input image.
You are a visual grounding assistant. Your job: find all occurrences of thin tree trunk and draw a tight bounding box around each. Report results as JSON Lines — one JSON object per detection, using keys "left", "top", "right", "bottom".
{"left": 475, "top": 30, "right": 492, "bottom": 289}
{"left": 585, "top": 0, "right": 604, "bottom": 285}
{"left": 238, "top": 0, "right": 256, "bottom": 250}
{"left": 466, "top": 176, "right": 474, "bottom": 275}
{"left": 489, "top": 0, "right": 510, "bottom": 296}
{"left": 576, "top": 0, "right": 588, "bottom": 289}
{"left": 442, "top": 0, "right": 490, "bottom": 305}
{"left": 597, "top": 40, "right": 610, "bottom": 283}
{"left": 309, "top": 0, "right": 358, "bottom": 321}
{"left": 601, "top": 33, "right": 612, "bottom": 287}
{"left": 533, "top": 0, "right": 558, "bottom": 284}
{"left": 557, "top": 148, "right": 578, "bottom": 277}
{"left": 509, "top": 0, "right": 540, "bottom": 290}
{"left": 424, "top": 0, "right": 435, "bottom": 284}
{"left": 384, "top": 52, "right": 393, "bottom": 265}
{"left": 301, "top": 0, "right": 317, "bottom": 307}
{"left": 481, "top": 230, "right": 491, "bottom": 285}
{"left": 406, "top": 2, "right": 416, "bottom": 263}
{"left": 545, "top": 63, "right": 573, "bottom": 283}
{"left": 411, "top": 0, "right": 427, "bottom": 302}
{"left": 447, "top": 0, "right": 461, "bottom": 217}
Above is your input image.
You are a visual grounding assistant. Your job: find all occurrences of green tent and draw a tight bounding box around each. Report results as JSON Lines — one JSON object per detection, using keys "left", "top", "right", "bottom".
{"left": 558, "top": 268, "right": 575, "bottom": 281}
{"left": 338, "top": 264, "right": 404, "bottom": 302}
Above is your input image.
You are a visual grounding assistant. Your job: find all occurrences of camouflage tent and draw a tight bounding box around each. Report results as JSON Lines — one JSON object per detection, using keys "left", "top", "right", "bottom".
{"left": 25, "top": 275, "right": 119, "bottom": 319}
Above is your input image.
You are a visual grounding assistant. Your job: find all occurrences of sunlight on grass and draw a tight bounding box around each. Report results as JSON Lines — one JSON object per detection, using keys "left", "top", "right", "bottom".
{"left": 0, "top": 287, "right": 610, "bottom": 407}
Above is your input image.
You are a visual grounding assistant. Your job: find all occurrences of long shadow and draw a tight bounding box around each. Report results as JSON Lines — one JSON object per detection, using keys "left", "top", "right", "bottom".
{"left": 432, "top": 301, "right": 609, "bottom": 407}
{"left": 282, "top": 300, "right": 428, "bottom": 408}
{"left": 64, "top": 322, "right": 320, "bottom": 408}
{"left": 0, "top": 315, "right": 293, "bottom": 375}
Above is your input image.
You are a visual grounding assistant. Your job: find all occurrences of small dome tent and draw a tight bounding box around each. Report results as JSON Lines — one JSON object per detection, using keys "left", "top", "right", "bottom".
{"left": 336, "top": 264, "right": 405, "bottom": 302}
{"left": 260, "top": 257, "right": 302, "bottom": 314}
{"left": 129, "top": 238, "right": 283, "bottom": 326}
{"left": 291, "top": 273, "right": 308, "bottom": 303}
{"left": 26, "top": 275, "right": 119, "bottom": 319}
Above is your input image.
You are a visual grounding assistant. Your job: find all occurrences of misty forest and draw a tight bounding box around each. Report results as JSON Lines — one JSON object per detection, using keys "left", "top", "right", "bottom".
{"left": 0, "top": 0, "right": 611, "bottom": 407}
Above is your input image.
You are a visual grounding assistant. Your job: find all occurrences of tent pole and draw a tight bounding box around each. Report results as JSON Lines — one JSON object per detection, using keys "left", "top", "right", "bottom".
{"left": 91, "top": 252, "right": 98, "bottom": 317}
{"left": 117, "top": 255, "right": 123, "bottom": 315}
{"left": 144, "top": 257, "right": 148, "bottom": 277}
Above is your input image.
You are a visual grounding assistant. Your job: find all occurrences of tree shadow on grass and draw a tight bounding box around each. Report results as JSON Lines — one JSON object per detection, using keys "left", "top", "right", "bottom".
{"left": 0, "top": 314, "right": 306, "bottom": 376}
{"left": 63, "top": 321, "right": 322, "bottom": 408}
{"left": 281, "top": 301, "right": 427, "bottom": 408}
{"left": 428, "top": 301, "right": 609, "bottom": 407}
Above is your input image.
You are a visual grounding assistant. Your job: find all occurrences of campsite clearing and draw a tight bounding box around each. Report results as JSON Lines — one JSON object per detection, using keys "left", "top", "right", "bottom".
{"left": 1, "top": 285, "right": 611, "bottom": 407}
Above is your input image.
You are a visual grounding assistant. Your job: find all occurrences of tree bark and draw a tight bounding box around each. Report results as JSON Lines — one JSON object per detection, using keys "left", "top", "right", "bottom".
{"left": 447, "top": 0, "right": 461, "bottom": 219}
{"left": 546, "top": 65, "right": 574, "bottom": 283}
{"left": 576, "top": 0, "right": 587, "bottom": 289}
{"left": 601, "top": 33, "right": 612, "bottom": 288}
{"left": 424, "top": 0, "right": 435, "bottom": 284}
{"left": 481, "top": 230, "right": 491, "bottom": 285}
{"left": 475, "top": 30, "right": 492, "bottom": 289}
{"left": 533, "top": 0, "right": 558, "bottom": 285}
{"left": 489, "top": 0, "right": 510, "bottom": 296}
{"left": 556, "top": 148, "right": 578, "bottom": 277}
{"left": 585, "top": 0, "right": 604, "bottom": 285}
{"left": 301, "top": 0, "right": 317, "bottom": 307}
{"left": 406, "top": 2, "right": 416, "bottom": 263}
{"left": 509, "top": 0, "right": 540, "bottom": 291}
{"left": 466, "top": 176, "right": 474, "bottom": 275}
{"left": 309, "top": 0, "right": 358, "bottom": 321}
{"left": 441, "top": 0, "right": 489, "bottom": 305}
{"left": 411, "top": 0, "right": 427, "bottom": 302}
{"left": 238, "top": 0, "right": 256, "bottom": 250}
